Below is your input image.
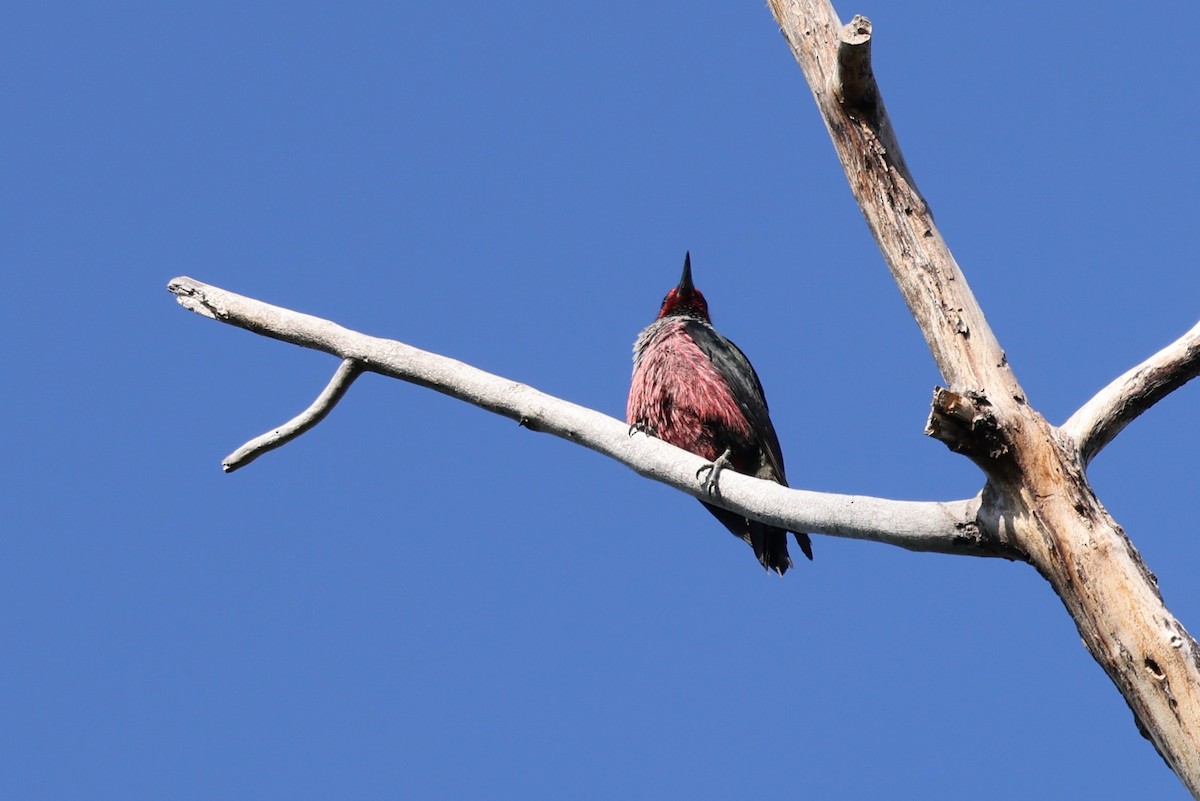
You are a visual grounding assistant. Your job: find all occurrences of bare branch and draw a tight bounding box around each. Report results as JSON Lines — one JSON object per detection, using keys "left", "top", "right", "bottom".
{"left": 768, "top": 2, "right": 1021, "bottom": 409}
{"left": 222, "top": 358, "right": 364, "bottom": 473}
{"left": 168, "top": 276, "right": 998, "bottom": 558}
{"left": 1063, "top": 319, "right": 1200, "bottom": 465}
{"left": 767, "top": 2, "right": 1200, "bottom": 790}
{"left": 165, "top": 7, "right": 1200, "bottom": 791}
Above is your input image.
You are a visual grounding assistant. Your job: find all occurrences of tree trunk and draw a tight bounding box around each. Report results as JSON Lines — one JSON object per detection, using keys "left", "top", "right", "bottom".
{"left": 767, "top": 1, "right": 1200, "bottom": 792}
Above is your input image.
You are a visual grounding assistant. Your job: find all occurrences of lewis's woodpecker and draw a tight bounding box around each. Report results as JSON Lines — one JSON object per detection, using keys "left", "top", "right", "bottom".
{"left": 627, "top": 253, "right": 812, "bottom": 574}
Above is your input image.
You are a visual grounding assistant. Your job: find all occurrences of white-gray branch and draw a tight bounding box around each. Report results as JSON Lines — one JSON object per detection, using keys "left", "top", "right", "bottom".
{"left": 166, "top": 3, "right": 1200, "bottom": 792}
{"left": 1063, "top": 318, "right": 1200, "bottom": 465}
{"left": 223, "top": 358, "right": 363, "bottom": 472}
{"left": 168, "top": 276, "right": 993, "bottom": 558}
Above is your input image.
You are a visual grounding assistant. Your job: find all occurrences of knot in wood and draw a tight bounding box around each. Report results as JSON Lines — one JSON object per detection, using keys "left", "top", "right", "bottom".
{"left": 925, "top": 387, "right": 1011, "bottom": 465}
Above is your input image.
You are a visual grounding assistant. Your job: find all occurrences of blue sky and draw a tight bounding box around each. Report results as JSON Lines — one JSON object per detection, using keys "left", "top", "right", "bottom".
{"left": 4, "top": 2, "right": 1199, "bottom": 799}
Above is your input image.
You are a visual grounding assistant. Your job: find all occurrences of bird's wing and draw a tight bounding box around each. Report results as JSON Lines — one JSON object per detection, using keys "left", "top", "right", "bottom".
{"left": 683, "top": 320, "right": 788, "bottom": 484}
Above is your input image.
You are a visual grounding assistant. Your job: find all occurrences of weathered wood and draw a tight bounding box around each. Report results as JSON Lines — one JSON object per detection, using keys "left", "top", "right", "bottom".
{"left": 766, "top": 1, "right": 1200, "bottom": 793}
{"left": 1064, "top": 318, "right": 1200, "bottom": 465}
{"left": 166, "top": 6, "right": 1200, "bottom": 793}
{"left": 168, "top": 276, "right": 991, "bottom": 556}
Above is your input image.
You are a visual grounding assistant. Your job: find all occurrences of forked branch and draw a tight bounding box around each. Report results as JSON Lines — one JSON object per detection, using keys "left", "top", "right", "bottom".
{"left": 168, "top": 275, "right": 996, "bottom": 558}
{"left": 166, "top": 4, "right": 1200, "bottom": 793}
{"left": 767, "top": 1, "right": 1200, "bottom": 793}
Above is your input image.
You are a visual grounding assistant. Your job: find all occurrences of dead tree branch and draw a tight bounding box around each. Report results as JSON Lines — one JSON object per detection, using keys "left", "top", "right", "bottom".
{"left": 168, "top": 275, "right": 995, "bottom": 557}
{"left": 223, "top": 358, "right": 363, "bottom": 472}
{"left": 767, "top": 1, "right": 1200, "bottom": 793}
{"left": 166, "top": 5, "right": 1200, "bottom": 794}
{"left": 1063, "top": 318, "right": 1200, "bottom": 466}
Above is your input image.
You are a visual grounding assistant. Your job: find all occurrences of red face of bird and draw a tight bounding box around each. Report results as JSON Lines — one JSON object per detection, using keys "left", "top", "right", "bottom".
{"left": 656, "top": 252, "right": 711, "bottom": 321}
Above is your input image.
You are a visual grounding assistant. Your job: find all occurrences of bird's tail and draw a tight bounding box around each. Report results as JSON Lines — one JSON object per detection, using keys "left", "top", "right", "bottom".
{"left": 793, "top": 531, "right": 814, "bottom": 561}
{"left": 700, "top": 501, "right": 812, "bottom": 575}
{"left": 750, "top": 524, "right": 817, "bottom": 575}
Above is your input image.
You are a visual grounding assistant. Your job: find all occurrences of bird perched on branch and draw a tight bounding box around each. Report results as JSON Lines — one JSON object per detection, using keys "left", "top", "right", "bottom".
{"left": 627, "top": 252, "right": 812, "bottom": 574}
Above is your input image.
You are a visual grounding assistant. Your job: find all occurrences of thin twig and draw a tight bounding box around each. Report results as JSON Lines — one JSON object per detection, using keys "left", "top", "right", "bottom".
{"left": 1062, "top": 319, "right": 1200, "bottom": 465}
{"left": 223, "top": 358, "right": 364, "bottom": 472}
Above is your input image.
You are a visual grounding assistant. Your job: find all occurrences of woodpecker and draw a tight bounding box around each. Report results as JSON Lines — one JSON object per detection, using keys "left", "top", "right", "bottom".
{"left": 627, "top": 252, "right": 812, "bottom": 574}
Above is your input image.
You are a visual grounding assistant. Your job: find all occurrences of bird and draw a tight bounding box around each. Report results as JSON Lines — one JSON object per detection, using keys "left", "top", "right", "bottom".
{"left": 626, "top": 252, "right": 812, "bottom": 574}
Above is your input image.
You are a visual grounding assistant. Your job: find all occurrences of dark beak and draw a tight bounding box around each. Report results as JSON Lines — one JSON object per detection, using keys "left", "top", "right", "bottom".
{"left": 677, "top": 251, "right": 694, "bottom": 292}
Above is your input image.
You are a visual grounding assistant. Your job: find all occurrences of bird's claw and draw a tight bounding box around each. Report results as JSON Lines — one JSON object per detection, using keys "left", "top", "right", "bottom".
{"left": 696, "top": 448, "right": 732, "bottom": 497}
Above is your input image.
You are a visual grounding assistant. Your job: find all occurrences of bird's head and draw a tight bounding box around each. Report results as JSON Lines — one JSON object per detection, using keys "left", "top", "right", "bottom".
{"left": 656, "top": 252, "right": 711, "bottom": 321}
